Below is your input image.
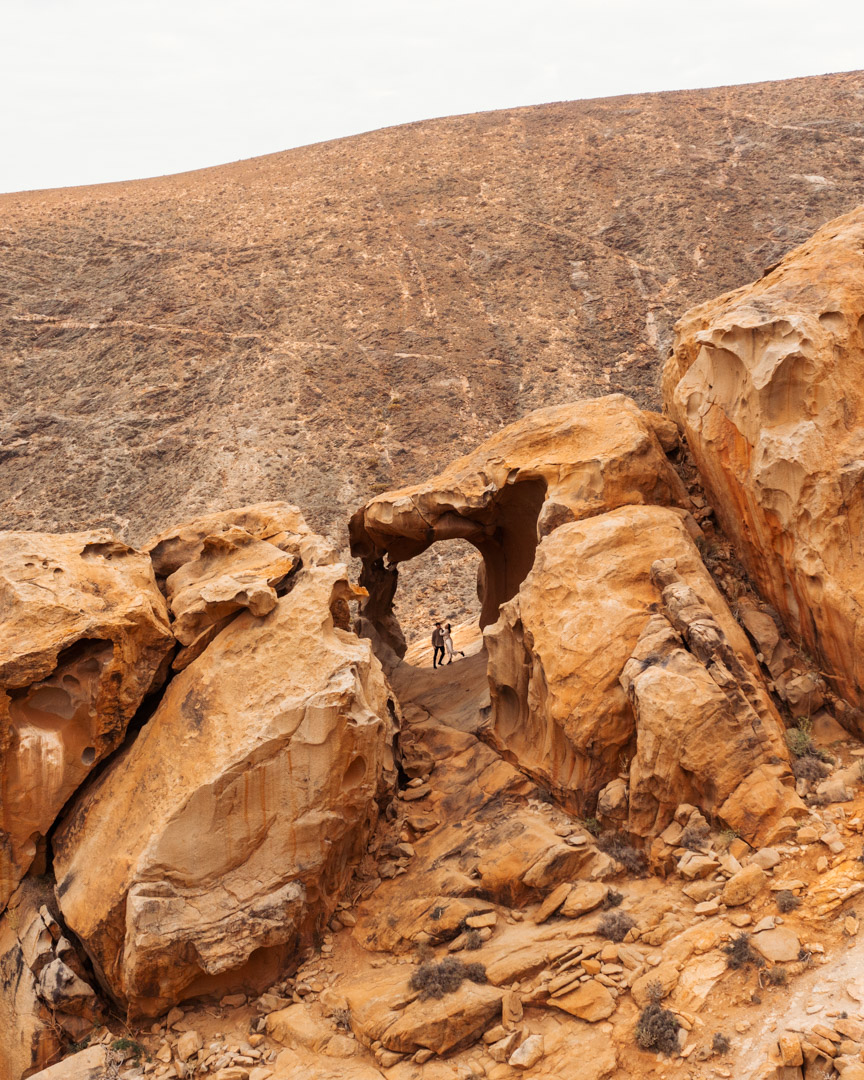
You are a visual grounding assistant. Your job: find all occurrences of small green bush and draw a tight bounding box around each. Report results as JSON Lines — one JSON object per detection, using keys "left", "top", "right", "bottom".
{"left": 786, "top": 718, "right": 815, "bottom": 757}
{"left": 111, "top": 1039, "right": 146, "bottom": 1064}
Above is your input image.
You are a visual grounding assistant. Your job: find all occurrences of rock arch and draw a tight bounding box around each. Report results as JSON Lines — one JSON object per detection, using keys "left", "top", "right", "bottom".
{"left": 349, "top": 396, "right": 690, "bottom": 661}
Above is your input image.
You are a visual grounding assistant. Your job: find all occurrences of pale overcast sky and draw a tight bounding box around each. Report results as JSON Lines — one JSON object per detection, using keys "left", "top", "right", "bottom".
{"left": 1, "top": 0, "right": 862, "bottom": 194}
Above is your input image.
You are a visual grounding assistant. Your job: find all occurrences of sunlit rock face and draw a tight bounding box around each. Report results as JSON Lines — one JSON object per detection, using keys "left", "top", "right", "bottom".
{"left": 483, "top": 506, "right": 801, "bottom": 844}
{"left": 664, "top": 206, "right": 864, "bottom": 716}
{"left": 0, "top": 530, "right": 174, "bottom": 912}
{"left": 52, "top": 558, "right": 396, "bottom": 1020}
{"left": 349, "top": 395, "right": 688, "bottom": 658}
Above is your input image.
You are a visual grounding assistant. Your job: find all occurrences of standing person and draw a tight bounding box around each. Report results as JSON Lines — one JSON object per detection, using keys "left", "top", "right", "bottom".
{"left": 443, "top": 623, "right": 465, "bottom": 664}
{"left": 431, "top": 621, "right": 446, "bottom": 668}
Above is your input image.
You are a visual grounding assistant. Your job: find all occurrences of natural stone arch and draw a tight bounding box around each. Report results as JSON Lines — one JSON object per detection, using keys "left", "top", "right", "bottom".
{"left": 348, "top": 396, "right": 689, "bottom": 662}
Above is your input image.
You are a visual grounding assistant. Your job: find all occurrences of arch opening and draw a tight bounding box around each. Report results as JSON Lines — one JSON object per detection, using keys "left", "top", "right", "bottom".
{"left": 351, "top": 476, "right": 548, "bottom": 664}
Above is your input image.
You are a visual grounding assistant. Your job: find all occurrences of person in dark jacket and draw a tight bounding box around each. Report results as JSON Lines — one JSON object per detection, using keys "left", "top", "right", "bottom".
{"left": 431, "top": 621, "right": 445, "bottom": 668}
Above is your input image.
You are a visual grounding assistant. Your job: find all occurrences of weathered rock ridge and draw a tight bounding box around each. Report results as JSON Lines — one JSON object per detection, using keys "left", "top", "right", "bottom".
{"left": 0, "top": 530, "right": 174, "bottom": 912}
{"left": 53, "top": 551, "right": 395, "bottom": 1019}
{"left": 350, "top": 394, "right": 800, "bottom": 846}
{"left": 484, "top": 507, "right": 801, "bottom": 843}
{"left": 664, "top": 205, "right": 864, "bottom": 718}
{"left": 350, "top": 395, "right": 688, "bottom": 655}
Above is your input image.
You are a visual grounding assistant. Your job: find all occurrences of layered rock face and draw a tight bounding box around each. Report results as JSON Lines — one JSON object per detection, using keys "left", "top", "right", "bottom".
{"left": 53, "top": 553, "right": 395, "bottom": 1018}
{"left": 350, "top": 395, "right": 688, "bottom": 655}
{"left": 484, "top": 505, "right": 800, "bottom": 843}
{"left": 664, "top": 206, "right": 864, "bottom": 713}
{"left": 0, "top": 878, "right": 100, "bottom": 1079}
{"left": 0, "top": 531, "right": 174, "bottom": 911}
{"left": 349, "top": 393, "right": 798, "bottom": 845}
{"left": 144, "top": 501, "right": 335, "bottom": 670}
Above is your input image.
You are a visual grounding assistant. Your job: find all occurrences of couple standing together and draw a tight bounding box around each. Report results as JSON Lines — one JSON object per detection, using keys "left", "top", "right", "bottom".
{"left": 431, "top": 621, "right": 464, "bottom": 668}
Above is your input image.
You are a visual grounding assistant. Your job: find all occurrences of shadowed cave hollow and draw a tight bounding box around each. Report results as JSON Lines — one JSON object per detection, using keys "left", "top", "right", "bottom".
{"left": 353, "top": 476, "right": 548, "bottom": 660}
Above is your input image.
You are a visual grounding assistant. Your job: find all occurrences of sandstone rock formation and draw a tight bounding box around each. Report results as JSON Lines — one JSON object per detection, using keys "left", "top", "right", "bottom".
{"left": 145, "top": 502, "right": 335, "bottom": 579}
{"left": 350, "top": 395, "right": 688, "bottom": 656}
{"left": 52, "top": 554, "right": 396, "bottom": 1019}
{"left": 0, "top": 530, "right": 174, "bottom": 911}
{"left": 664, "top": 206, "right": 864, "bottom": 715}
{"left": 144, "top": 501, "right": 335, "bottom": 670}
{"left": 0, "top": 877, "right": 100, "bottom": 1079}
{"left": 483, "top": 504, "right": 799, "bottom": 841}
{"left": 621, "top": 559, "right": 804, "bottom": 844}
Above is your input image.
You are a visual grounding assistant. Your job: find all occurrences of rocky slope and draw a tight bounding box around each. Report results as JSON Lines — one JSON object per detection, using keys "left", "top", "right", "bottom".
{"left": 665, "top": 204, "right": 864, "bottom": 717}
{"left": 7, "top": 81, "right": 864, "bottom": 1080}
{"left": 6, "top": 286, "right": 864, "bottom": 1079}
{"left": 3, "top": 71, "right": 864, "bottom": 641}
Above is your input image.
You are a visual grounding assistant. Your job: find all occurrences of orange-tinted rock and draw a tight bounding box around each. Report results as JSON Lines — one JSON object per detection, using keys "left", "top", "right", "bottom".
{"left": 484, "top": 504, "right": 797, "bottom": 840}
{"left": 621, "top": 560, "right": 803, "bottom": 844}
{"left": 343, "top": 967, "right": 502, "bottom": 1055}
{"left": 145, "top": 501, "right": 335, "bottom": 578}
{"left": 0, "top": 878, "right": 100, "bottom": 1080}
{"left": 163, "top": 528, "right": 297, "bottom": 645}
{"left": 664, "top": 207, "right": 864, "bottom": 715}
{"left": 53, "top": 558, "right": 395, "bottom": 1019}
{"left": 0, "top": 530, "right": 173, "bottom": 911}
{"left": 350, "top": 396, "right": 689, "bottom": 655}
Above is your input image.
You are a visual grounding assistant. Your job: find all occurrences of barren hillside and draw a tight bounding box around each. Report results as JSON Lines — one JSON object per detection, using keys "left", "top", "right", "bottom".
{"left": 2, "top": 70, "right": 863, "bottom": 562}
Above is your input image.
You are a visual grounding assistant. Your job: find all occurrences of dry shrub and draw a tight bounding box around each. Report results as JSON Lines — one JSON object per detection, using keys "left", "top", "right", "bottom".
{"left": 712, "top": 1032, "right": 731, "bottom": 1054}
{"left": 463, "top": 929, "right": 483, "bottom": 951}
{"left": 776, "top": 889, "right": 801, "bottom": 914}
{"left": 597, "top": 910, "right": 636, "bottom": 942}
{"left": 723, "top": 933, "right": 764, "bottom": 970}
{"left": 635, "top": 1002, "right": 681, "bottom": 1055}
{"left": 409, "top": 957, "right": 487, "bottom": 1000}
{"left": 596, "top": 832, "right": 647, "bottom": 875}
{"left": 792, "top": 755, "right": 832, "bottom": 782}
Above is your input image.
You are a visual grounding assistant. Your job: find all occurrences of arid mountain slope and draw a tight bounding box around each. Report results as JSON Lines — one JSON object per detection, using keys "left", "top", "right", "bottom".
{"left": 2, "top": 70, "right": 864, "bottom": 552}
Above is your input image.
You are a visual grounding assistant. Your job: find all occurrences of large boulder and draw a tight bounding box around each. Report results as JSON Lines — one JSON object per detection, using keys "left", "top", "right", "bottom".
{"left": 621, "top": 560, "right": 804, "bottom": 844}
{"left": 24, "top": 1046, "right": 113, "bottom": 1080}
{"left": 144, "top": 500, "right": 335, "bottom": 578}
{"left": 52, "top": 558, "right": 396, "bottom": 1019}
{"left": 144, "top": 501, "right": 339, "bottom": 670}
{"left": 483, "top": 505, "right": 799, "bottom": 840}
{"left": 663, "top": 206, "right": 864, "bottom": 713}
{"left": 0, "top": 530, "right": 174, "bottom": 911}
{"left": 343, "top": 967, "right": 502, "bottom": 1055}
{"left": 349, "top": 395, "right": 689, "bottom": 655}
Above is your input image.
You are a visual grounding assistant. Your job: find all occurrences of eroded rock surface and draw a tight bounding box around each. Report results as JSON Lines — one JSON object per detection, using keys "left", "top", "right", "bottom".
{"left": 484, "top": 504, "right": 797, "bottom": 840}
{"left": 350, "top": 395, "right": 688, "bottom": 656}
{"left": 0, "top": 878, "right": 100, "bottom": 1080}
{"left": 53, "top": 557, "right": 396, "bottom": 1019}
{"left": 622, "top": 559, "right": 803, "bottom": 844}
{"left": 0, "top": 530, "right": 174, "bottom": 911}
{"left": 664, "top": 206, "right": 864, "bottom": 714}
